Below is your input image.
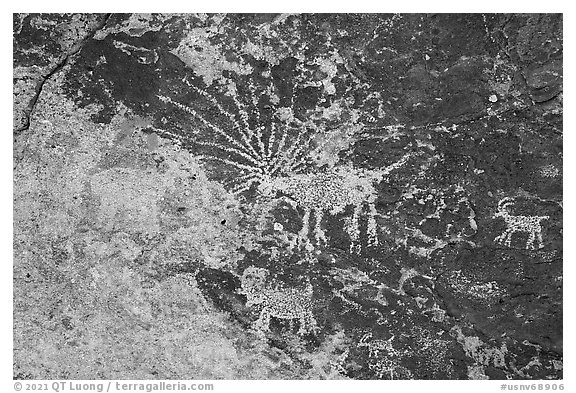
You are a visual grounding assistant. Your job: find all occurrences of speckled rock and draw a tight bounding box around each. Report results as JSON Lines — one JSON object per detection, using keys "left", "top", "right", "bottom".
{"left": 13, "top": 13, "right": 562, "bottom": 380}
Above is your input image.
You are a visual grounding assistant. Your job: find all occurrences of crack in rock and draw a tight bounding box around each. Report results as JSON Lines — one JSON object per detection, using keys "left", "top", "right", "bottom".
{"left": 14, "top": 13, "right": 112, "bottom": 135}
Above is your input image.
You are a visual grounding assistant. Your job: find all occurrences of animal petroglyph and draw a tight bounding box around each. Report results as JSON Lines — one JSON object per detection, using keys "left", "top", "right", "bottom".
{"left": 494, "top": 197, "right": 549, "bottom": 250}
{"left": 240, "top": 266, "right": 318, "bottom": 337}
{"left": 158, "top": 73, "right": 414, "bottom": 253}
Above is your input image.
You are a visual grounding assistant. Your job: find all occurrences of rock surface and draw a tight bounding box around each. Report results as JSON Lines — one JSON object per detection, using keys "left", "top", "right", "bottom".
{"left": 13, "top": 13, "right": 562, "bottom": 380}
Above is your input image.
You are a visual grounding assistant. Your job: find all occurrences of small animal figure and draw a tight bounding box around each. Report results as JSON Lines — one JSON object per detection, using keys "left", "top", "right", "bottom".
{"left": 239, "top": 267, "right": 318, "bottom": 337}
{"left": 494, "top": 197, "right": 549, "bottom": 250}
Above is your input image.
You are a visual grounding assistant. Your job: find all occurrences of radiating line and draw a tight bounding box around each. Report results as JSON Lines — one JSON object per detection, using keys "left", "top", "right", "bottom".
{"left": 270, "top": 121, "right": 280, "bottom": 152}
{"left": 196, "top": 154, "right": 264, "bottom": 173}
{"left": 226, "top": 81, "right": 252, "bottom": 133}
{"left": 288, "top": 130, "right": 318, "bottom": 172}
{"left": 195, "top": 141, "right": 263, "bottom": 169}
{"left": 231, "top": 177, "right": 262, "bottom": 195}
{"left": 270, "top": 125, "right": 308, "bottom": 175}
{"left": 158, "top": 95, "right": 259, "bottom": 161}
{"left": 183, "top": 79, "right": 262, "bottom": 159}
{"left": 226, "top": 171, "right": 261, "bottom": 189}
{"left": 247, "top": 82, "right": 262, "bottom": 127}
{"left": 271, "top": 120, "right": 290, "bottom": 168}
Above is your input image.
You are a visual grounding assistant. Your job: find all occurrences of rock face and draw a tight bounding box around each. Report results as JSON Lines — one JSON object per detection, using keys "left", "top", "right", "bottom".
{"left": 13, "top": 13, "right": 562, "bottom": 380}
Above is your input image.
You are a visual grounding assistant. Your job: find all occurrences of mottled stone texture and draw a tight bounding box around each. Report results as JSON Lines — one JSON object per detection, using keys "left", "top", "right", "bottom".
{"left": 13, "top": 13, "right": 562, "bottom": 380}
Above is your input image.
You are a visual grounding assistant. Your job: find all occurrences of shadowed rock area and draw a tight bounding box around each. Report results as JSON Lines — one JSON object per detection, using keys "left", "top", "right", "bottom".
{"left": 14, "top": 13, "right": 562, "bottom": 380}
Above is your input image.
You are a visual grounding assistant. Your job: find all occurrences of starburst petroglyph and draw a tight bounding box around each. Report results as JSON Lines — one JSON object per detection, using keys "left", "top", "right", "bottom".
{"left": 494, "top": 197, "right": 549, "bottom": 250}
{"left": 240, "top": 266, "right": 318, "bottom": 337}
{"left": 157, "top": 73, "right": 413, "bottom": 253}
{"left": 156, "top": 75, "right": 321, "bottom": 190}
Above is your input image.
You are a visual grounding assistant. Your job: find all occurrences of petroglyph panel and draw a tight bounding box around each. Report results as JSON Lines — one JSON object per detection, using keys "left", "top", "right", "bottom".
{"left": 14, "top": 13, "right": 562, "bottom": 380}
